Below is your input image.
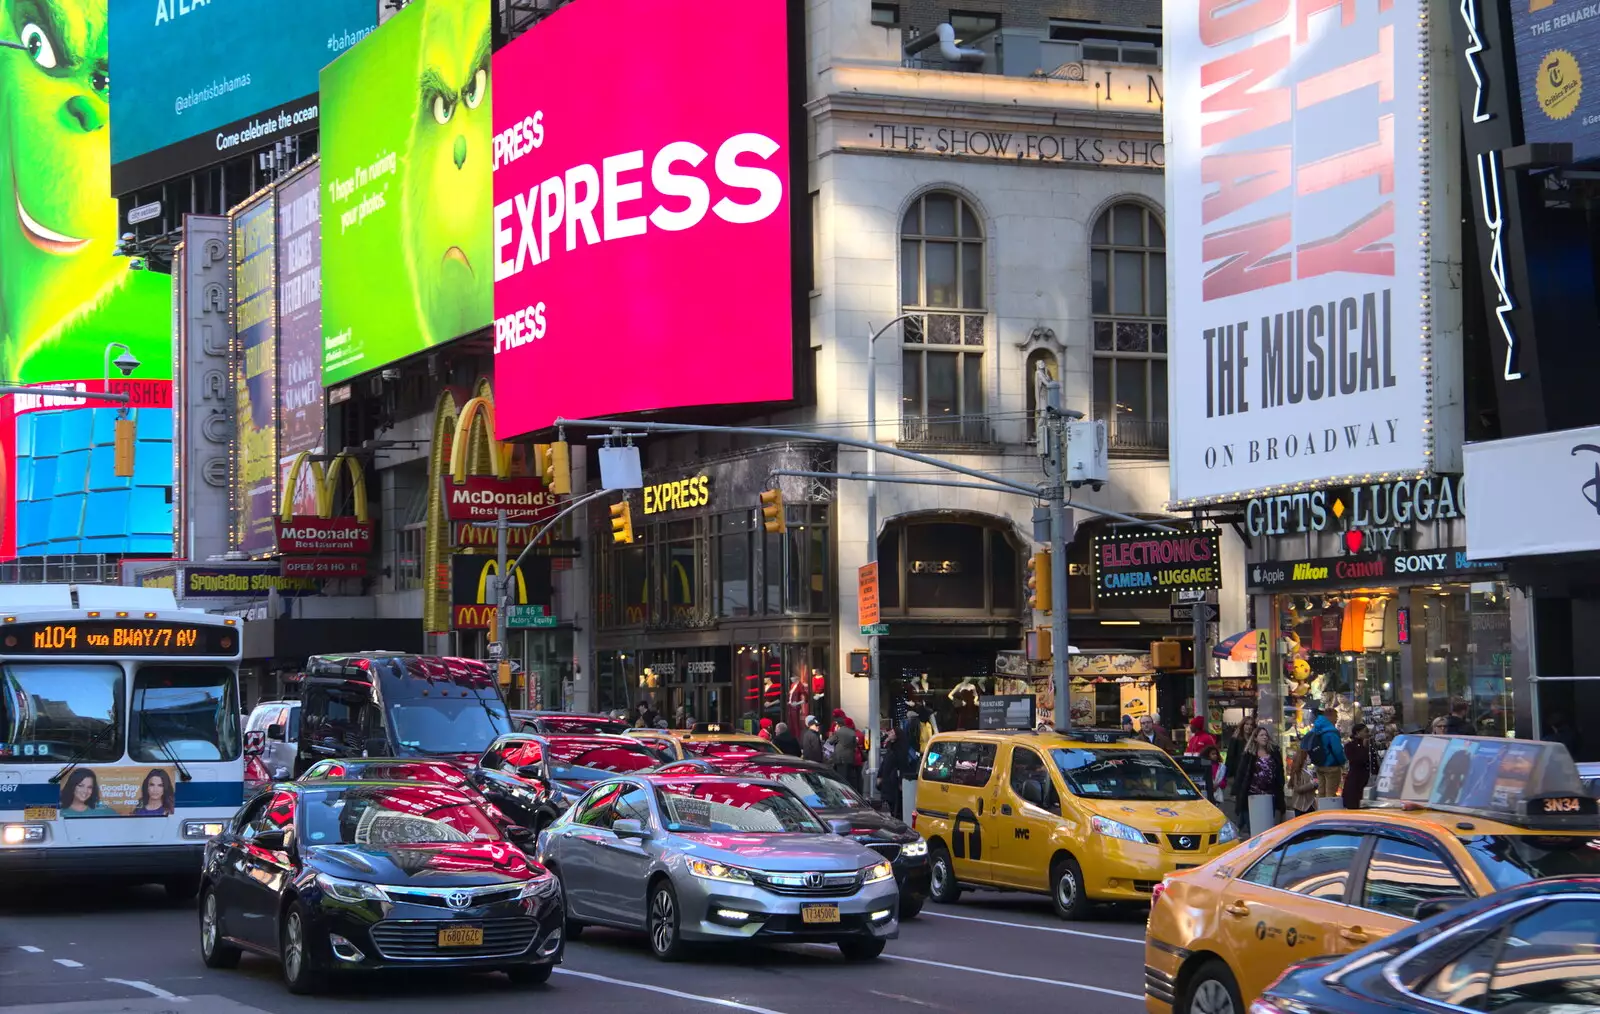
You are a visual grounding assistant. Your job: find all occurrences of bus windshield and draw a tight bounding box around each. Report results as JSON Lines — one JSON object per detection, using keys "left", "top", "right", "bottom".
{"left": 0, "top": 663, "right": 124, "bottom": 763}
{"left": 131, "top": 666, "right": 240, "bottom": 762}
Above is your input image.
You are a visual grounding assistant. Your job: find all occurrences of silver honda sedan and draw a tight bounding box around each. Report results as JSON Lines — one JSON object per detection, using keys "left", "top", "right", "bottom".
{"left": 537, "top": 773, "right": 898, "bottom": 961}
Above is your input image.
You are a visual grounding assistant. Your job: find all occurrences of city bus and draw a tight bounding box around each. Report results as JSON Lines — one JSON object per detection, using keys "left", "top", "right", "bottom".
{"left": 0, "top": 584, "right": 245, "bottom": 899}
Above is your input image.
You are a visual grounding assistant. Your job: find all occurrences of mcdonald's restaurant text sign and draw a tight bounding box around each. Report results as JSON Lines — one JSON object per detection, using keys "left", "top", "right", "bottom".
{"left": 451, "top": 553, "right": 545, "bottom": 630}
{"left": 444, "top": 475, "right": 558, "bottom": 523}
{"left": 275, "top": 517, "right": 373, "bottom": 555}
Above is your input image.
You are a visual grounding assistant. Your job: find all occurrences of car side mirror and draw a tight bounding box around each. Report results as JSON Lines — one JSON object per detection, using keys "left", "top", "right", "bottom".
{"left": 827, "top": 818, "right": 855, "bottom": 837}
{"left": 1414, "top": 897, "right": 1469, "bottom": 921}
{"left": 255, "top": 830, "right": 288, "bottom": 852}
{"left": 1021, "top": 781, "right": 1044, "bottom": 806}
{"left": 517, "top": 765, "right": 544, "bottom": 779}
{"left": 266, "top": 724, "right": 286, "bottom": 741}
{"left": 504, "top": 825, "right": 535, "bottom": 845}
{"left": 612, "top": 818, "right": 650, "bottom": 840}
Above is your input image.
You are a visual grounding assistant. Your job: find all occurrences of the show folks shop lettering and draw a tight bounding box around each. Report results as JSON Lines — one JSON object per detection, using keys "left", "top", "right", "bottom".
{"left": 1248, "top": 548, "right": 1504, "bottom": 590}
{"left": 1092, "top": 530, "right": 1222, "bottom": 597}
{"left": 863, "top": 123, "right": 1163, "bottom": 168}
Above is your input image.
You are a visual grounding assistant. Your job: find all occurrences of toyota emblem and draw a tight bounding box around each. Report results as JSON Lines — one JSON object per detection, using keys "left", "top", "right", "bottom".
{"left": 805, "top": 872, "right": 825, "bottom": 888}
{"left": 447, "top": 890, "right": 473, "bottom": 909}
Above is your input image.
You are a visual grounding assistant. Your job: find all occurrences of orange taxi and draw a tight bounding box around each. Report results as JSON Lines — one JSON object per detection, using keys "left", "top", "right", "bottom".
{"left": 1144, "top": 734, "right": 1600, "bottom": 1014}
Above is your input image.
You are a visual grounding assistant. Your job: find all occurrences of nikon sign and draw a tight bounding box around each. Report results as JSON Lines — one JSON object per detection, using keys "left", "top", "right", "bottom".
{"left": 443, "top": 475, "right": 559, "bottom": 523}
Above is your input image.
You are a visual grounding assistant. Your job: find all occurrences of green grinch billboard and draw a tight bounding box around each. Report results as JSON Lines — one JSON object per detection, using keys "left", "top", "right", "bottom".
{"left": 0, "top": 0, "right": 174, "bottom": 558}
{"left": 319, "top": 0, "right": 491, "bottom": 387}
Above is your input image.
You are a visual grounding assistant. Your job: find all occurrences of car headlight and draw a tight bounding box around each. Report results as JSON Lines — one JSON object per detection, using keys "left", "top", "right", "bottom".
{"left": 1089, "top": 815, "right": 1147, "bottom": 844}
{"left": 862, "top": 862, "right": 894, "bottom": 884}
{"left": 688, "top": 859, "right": 754, "bottom": 884}
{"left": 315, "top": 873, "right": 388, "bottom": 903}
{"left": 181, "top": 820, "right": 226, "bottom": 840}
{"left": 1, "top": 823, "right": 47, "bottom": 845}
{"left": 901, "top": 838, "right": 928, "bottom": 858}
{"left": 518, "top": 872, "right": 559, "bottom": 900}
{"left": 1218, "top": 821, "right": 1240, "bottom": 844}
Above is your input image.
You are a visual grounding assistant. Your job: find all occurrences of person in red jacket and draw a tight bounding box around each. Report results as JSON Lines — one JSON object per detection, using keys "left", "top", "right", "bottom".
{"left": 1185, "top": 715, "right": 1219, "bottom": 756}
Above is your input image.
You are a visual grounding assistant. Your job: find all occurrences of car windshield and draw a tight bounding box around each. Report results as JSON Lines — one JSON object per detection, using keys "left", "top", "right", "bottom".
{"left": 762, "top": 768, "right": 864, "bottom": 809}
{"left": 131, "top": 665, "right": 240, "bottom": 762}
{"left": 539, "top": 715, "right": 629, "bottom": 735}
{"left": 303, "top": 785, "right": 502, "bottom": 845}
{"left": 0, "top": 663, "right": 124, "bottom": 763}
{"left": 546, "top": 738, "right": 659, "bottom": 772}
{"left": 1466, "top": 834, "right": 1600, "bottom": 889}
{"left": 1051, "top": 747, "right": 1200, "bottom": 801}
{"left": 684, "top": 739, "right": 777, "bottom": 758}
{"left": 387, "top": 698, "right": 510, "bottom": 755}
{"left": 655, "top": 780, "right": 827, "bottom": 833}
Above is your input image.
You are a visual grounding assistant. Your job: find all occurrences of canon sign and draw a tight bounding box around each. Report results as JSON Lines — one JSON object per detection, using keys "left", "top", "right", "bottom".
{"left": 490, "top": 0, "right": 797, "bottom": 437}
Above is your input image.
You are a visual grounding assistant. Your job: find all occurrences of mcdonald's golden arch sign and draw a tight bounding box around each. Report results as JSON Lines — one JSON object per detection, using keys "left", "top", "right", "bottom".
{"left": 275, "top": 452, "right": 374, "bottom": 570}
{"left": 444, "top": 396, "right": 557, "bottom": 523}
{"left": 451, "top": 554, "right": 530, "bottom": 630}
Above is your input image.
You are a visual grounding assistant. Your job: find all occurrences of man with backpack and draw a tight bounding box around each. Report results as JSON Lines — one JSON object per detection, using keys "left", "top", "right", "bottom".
{"left": 1301, "top": 704, "right": 1347, "bottom": 799}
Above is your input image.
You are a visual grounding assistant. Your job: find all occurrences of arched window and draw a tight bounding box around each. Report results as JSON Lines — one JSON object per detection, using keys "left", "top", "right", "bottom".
{"left": 900, "top": 191, "right": 986, "bottom": 445}
{"left": 1090, "top": 202, "right": 1167, "bottom": 456}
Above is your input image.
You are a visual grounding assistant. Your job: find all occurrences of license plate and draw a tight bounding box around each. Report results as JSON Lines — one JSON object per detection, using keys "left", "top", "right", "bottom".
{"left": 437, "top": 926, "right": 484, "bottom": 947}
{"left": 801, "top": 903, "right": 840, "bottom": 925}
{"left": 23, "top": 807, "right": 56, "bottom": 821}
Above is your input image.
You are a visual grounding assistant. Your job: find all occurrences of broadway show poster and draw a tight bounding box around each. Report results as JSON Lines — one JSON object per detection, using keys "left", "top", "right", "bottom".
{"left": 1512, "top": 1, "right": 1600, "bottom": 164}
{"left": 55, "top": 766, "right": 179, "bottom": 818}
{"left": 319, "top": 0, "right": 492, "bottom": 386}
{"left": 0, "top": 0, "right": 174, "bottom": 559}
{"left": 232, "top": 193, "right": 277, "bottom": 555}
{"left": 277, "top": 166, "right": 324, "bottom": 517}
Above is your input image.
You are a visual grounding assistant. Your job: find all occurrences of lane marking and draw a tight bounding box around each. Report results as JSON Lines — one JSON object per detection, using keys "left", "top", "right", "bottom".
{"left": 883, "top": 953, "right": 1144, "bottom": 1002}
{"left": 53, "top": 958, "right": 83, "bottom": 968}
{"left": 105, "top": 979, "right": 188, "bottom": 1001}
{"left": 922, "top": 910, "right": 1144, "bottom": 943}
{"left": 555, "top": 967, "right": 791, "bottom": 1013}
{"left": 18, "top": 945, "right": 42, "bottom": 953}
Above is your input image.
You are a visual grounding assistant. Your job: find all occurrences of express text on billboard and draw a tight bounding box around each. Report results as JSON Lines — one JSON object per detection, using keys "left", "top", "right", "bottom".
{"left": 489, "top": 0, "right": 794, "bottom": 437}
{"left": 1164, "top": 0, "right": 1436, "bottom": 505}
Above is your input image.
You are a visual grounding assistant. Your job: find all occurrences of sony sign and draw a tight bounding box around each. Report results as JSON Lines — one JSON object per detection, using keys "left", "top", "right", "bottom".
{"left": 175, "top": 215, "right": 232, "bottom": 561}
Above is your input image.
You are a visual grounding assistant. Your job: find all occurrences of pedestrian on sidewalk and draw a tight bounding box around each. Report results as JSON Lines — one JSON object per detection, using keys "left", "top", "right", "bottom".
{"left": 773, "top": 721, "right": 802, "bottom": 756}
{"left": 1224, "top": 715, "right": 1258, "bottom": 801}
{"left": 1185, "top": 715, "right": 1218, "bottom": 756}
{"left": 1300, "top": 705, "right": 1347, "bottom": 798}
{"left": 1342, "top": 723, "right": 1371, "bottom": 810}
{"left": 1235, "top": 727, "right": 1284, "bottom": 836}
{"left": 877, "top": 727, "right": 903, "bottom": 816}
{"left": 801, "top": 715, "right": 825, "bottom": 763}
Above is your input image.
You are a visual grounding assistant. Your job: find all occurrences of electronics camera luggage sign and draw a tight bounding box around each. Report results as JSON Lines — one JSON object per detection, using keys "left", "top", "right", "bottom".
{"left": 1092, "top": 530, "right": 1222, "bottom": 599}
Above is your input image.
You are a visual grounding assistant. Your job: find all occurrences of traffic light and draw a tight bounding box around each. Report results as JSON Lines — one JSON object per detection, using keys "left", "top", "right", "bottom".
{"left": 760, "top": 488, "right": 785, "bottom": 534}
{"left": 113, "top": 418, "right": 136, "bottom": 478}
{"left": 1026, "top": 550, "right": 1052, "bottom": 612}
{"left": 609, "top": 500, "right": 635, "bottom": 544}
{"left": 539, "top": 441, "right": 571, "bottom": 495}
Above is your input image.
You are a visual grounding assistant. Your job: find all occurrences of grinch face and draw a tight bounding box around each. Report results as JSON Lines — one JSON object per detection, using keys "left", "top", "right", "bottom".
{"left": 0, "top": 0, "right": 123, "bottom": 381}
{"left": 401, "top": 0, "right": 491, "bottom": 348}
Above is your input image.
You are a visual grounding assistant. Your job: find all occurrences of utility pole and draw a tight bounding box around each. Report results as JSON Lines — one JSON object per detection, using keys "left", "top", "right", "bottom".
{"left": 1042, "top": 377, "right": 1074, "bottom": 733}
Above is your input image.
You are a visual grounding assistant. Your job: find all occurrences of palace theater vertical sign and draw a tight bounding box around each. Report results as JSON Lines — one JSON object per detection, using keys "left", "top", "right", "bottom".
{"left": 1165, "top": 0, "right": 1442, "bottom": 505}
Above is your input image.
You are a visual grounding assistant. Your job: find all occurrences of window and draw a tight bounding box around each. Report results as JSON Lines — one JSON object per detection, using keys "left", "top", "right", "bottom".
{"left": 1091, "top": 202, "right": 1167, "bottom": 457}
{"left": 0, "top": 663, "right": 124, "bottom": 763}
{"left": 878, "top": 521, "right": 1018, "bottom": 615}
{"left": 871, "top": 2, "right": 899, "bottom": 27}
{"left": 131, "top": 665, "right": 240, "bottom": 762}
{"left": 1239, "top": 847, "right": 1284, "bottom": 887}
{"left": 575, "top": 783, "right": 624, "bottom": 828}
{"left": 921, "top": 739, "right": 997, "bottom": 787}
{"left": 1010, "top": 746, "right": 1058, "bottom": 812}
{"left": 614, "top": 786, "right": 653, "bottom": 826}
{"left": 949, "top": 11, "right": 999, "bottom": 42}
{"left": 1051, "top": 747, "right": 1199, "bottom": 801}
{"left": 1418, "top": 901, "right": 1600, "bottom": 1010}
{"left": 1048, "top": 21, "right": 1162, "bottom": 65}
{"left": 1273, "top": 831, "right": 1363, "bottom": 901}
{"left": 901, "top": 191, "right": 986, "bottom": 445}
{"left": 1361, "top": 836, "right": 1473, "bottom": 920}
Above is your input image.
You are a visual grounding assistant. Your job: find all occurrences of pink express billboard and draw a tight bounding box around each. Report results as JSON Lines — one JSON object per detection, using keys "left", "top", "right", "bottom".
{"left": 490, "top": 0, "right": 798, "bottom": 438}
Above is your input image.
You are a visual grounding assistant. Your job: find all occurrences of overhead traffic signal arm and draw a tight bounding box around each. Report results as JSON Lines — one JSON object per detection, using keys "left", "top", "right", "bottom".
{"left": 760, "top": 488, "right": 785, "bottom": 534}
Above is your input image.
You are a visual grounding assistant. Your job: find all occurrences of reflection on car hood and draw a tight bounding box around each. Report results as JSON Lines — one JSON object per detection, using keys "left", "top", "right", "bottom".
{"left": 811, "top": 804, "right": 917, "bottom": 841}
{"left": 307, "top": 842, "right": 537, "bottom": 886}
{"left": 672, "top": 832, "right": 881, "bottom": 871}
{"left": 1078, "top": 796, "right": 1226, "bottom": 827}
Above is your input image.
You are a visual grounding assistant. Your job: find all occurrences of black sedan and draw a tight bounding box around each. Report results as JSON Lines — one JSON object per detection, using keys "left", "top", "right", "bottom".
{"left": 653, "top": 755, "right": 931, "bottom": 918}
{"left": 199, "top": 780, "right": 564, "bottom": 994}
{"left": 511, "top": 711, "right": 630, "bottom": 736}
{"left": 1254, "top": 875, "right": 1600, "bottom": 1014}
{"left": 468, "top": 733, "right": 665, "bottom": 834}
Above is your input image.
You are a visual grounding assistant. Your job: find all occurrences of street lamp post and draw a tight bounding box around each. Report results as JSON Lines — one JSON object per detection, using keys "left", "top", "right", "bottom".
{"left": 864, "top": 313, "right": 919, "bottom": 800}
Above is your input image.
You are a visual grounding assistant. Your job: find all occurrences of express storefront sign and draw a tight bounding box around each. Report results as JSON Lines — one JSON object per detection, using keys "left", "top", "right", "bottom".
{"left": 1247, "top": 548, "right": 1504, "bottom": 591}
{"left": 642, "top": 474, "right": 711, "bottom": 515}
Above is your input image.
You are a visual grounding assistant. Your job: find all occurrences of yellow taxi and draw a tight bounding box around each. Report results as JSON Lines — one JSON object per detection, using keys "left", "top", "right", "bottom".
{"left": 1144, "top": 734, "right": 1600, "bottom": 1014}
{"left": 622, "top": 727, "right": 690, "bottom": 761}
{"left": 914, "top": 728, "right": 1239, "bottom": 920}
{"left": 676, "top": 722, "right": 781, "bottom": 759}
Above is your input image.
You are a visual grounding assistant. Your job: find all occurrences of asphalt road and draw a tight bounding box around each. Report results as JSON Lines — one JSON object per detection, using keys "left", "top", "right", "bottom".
{"left": 0, "top": 884, "right": 1150, "bottom": 1014}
